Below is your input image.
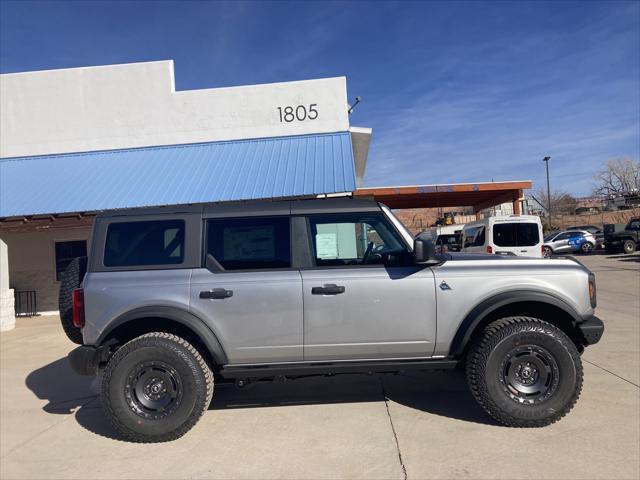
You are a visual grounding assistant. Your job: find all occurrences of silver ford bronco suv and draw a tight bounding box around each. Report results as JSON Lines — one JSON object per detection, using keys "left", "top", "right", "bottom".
{"left": 61, "top": 198, "right": 603, "bottom": 442}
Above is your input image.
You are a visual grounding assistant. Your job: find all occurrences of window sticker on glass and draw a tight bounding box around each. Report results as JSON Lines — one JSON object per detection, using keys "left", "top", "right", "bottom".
{"left": 223, "top": 226, "right": 275, "bottom": 261}
{"left": 316, "top": 232, "right": 338, "bottom": 259}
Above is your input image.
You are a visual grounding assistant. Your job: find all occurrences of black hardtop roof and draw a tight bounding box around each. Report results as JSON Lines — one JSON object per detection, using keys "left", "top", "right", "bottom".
{"left": 97, "top": 196, "right": 381, "bottom": 219}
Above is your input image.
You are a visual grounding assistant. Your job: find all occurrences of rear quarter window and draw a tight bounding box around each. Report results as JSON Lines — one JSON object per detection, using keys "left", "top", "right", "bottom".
{"left": 104, "top": 220, "right": 185, "bottom": 267}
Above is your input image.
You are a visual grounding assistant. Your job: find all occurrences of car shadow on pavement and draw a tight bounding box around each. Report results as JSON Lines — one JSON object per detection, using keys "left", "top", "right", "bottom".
{"left": 211, "top": 368, "right": 497, "bottom": 426}
{"left": 26, "top": 358, "right": 497, "bottom": 441}
{"left": 25, "top": 357, "right": 96, "bottom": 414}
{"left": 25, "top": 357, "right": 122, "bottom": 440}
{"left": 606, "top": 254, "right": 640, "bottom": 263}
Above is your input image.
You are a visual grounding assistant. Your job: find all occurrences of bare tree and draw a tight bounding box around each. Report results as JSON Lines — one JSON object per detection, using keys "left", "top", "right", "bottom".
{"left": 593, "top": 157, "right": 640, "bottom": 196}
{"left": 535, "top": 188, "right": 578, "bottom": 216}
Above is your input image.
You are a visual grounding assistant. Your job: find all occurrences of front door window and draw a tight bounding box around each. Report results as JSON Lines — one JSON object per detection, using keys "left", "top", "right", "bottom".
{"left": 308, "top": 214, "right": 408, "bottom": 267}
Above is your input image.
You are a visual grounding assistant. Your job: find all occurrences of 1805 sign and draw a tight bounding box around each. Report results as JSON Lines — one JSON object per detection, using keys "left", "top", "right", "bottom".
{"left": 277, "top": 104, "right": 318, "bottom": 123}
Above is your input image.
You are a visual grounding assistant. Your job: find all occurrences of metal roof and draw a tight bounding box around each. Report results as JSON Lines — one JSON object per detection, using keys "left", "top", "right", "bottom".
{"left": 0, "top": 132, "right": 356, "bottom": 218}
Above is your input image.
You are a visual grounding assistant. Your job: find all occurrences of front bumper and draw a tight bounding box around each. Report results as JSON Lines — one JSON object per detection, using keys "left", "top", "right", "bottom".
{"left": 68, "top": 344, "right": 111, "bottom": 376}
{"left": 578, "top": 315, "right": 604, "bottom": 346}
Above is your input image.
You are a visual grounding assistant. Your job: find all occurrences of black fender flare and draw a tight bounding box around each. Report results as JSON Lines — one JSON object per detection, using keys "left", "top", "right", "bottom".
{"left": 95, "top": 306, "right": 228, "bottom": 365}
{"left": 449, "top": 290, "right": 583, "bottom": 357}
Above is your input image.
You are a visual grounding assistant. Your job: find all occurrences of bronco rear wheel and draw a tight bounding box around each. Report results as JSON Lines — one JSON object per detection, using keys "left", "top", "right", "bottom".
{"left": 101, "top": 332, "right": 213, "bottom": 442}
{"left": 466, "top": 316, "right": 582, "bottom": 427}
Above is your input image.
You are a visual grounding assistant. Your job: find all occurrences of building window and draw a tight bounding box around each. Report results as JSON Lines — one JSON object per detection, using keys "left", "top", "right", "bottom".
{"left": 104, "top": 220, "right": 185, "bottom": 267}
{"left": 206, "top": 217, "right": 290, "bottom": 270}
{"left": 55, "top": 240, "right": 87, "bottom": 281}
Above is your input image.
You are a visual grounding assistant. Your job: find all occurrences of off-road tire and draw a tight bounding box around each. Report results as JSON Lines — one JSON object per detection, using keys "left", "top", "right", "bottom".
{"left": 623, "top": 239, "right": 636, "bottom": 254}
{"left": 466, "top": 316, "right": 582, "bottom": 427}
{"left": 101, "top": 332, "right": 214, "bottom": 443}
{"left": 58, "top": 256, "right": 87, "bottom": 344}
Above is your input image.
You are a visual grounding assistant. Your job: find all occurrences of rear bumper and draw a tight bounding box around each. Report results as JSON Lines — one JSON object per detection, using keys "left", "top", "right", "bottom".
{"left": 68, "top": 345, "right": 110, "bottom": 376}
{"left": 578, "top": 315, "right": 604, "bottom": 346}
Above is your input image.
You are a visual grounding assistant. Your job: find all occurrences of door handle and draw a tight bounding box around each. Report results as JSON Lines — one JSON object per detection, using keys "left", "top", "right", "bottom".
{"left": 311, "top": 284, "right": 345, "bottom": 295}
{"left": 200, "top": 288, "right": 233, "bottom": 300}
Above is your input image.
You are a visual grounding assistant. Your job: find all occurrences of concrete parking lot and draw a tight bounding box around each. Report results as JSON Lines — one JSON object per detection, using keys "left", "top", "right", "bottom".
{"left": 1, "top": 254, "right": 638, "bottom": 480}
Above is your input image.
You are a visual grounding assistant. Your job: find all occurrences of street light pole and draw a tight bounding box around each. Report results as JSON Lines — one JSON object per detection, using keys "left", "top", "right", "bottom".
{"left": 543, "top": 156, "right": 551, "bottom": 227}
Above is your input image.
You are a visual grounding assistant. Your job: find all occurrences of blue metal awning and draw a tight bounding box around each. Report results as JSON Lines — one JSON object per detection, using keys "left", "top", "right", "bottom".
{"left": 0, "top": 132, "right": 355, "bottom": 217}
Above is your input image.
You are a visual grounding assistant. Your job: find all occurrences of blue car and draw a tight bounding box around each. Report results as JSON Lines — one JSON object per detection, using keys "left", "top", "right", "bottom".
{"left": 543, "top": 230, "right": 597, "bottom": 258}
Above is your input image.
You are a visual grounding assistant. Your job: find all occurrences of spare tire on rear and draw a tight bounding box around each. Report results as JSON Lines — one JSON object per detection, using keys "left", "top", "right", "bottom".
{"left": 58, "top": 256, "right": 87, "bottom": 344}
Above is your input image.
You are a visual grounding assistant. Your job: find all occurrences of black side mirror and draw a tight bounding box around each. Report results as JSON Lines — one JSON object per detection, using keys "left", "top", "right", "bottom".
{"left": 414, "top": 237, "right": 439, "bottom": 264}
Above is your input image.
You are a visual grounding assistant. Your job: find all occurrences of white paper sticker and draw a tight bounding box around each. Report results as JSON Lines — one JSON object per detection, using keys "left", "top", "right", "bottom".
{"left": 316, "top": 233, "right": 338, "bottom": 259}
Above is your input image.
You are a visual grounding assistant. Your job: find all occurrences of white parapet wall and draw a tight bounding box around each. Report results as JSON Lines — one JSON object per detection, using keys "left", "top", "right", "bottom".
{"left": 0, "top": 239, "right": 15, "bottom": 331}
{"left": 0, "top": 60, "right": 351, "bottom": 158}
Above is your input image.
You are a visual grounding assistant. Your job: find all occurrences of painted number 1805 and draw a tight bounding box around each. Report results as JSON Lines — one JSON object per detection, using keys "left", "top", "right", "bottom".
{"left": 277, "top": 104, "right": 318, "bottom": 123}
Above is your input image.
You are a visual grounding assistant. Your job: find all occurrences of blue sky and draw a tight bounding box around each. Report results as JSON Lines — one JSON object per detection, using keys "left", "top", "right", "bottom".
{"left": 1, "top": 0, "right": 638, "bottom": 196}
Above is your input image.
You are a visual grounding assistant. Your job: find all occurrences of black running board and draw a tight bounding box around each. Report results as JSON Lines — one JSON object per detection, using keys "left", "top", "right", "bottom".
{"left": 220, "top": 358, "right": 458, "bottom": 379}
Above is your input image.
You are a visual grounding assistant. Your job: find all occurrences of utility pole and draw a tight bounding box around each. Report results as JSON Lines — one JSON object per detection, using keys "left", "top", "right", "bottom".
{"left": 543, "top": 156, "right": 551, "bottom": 227}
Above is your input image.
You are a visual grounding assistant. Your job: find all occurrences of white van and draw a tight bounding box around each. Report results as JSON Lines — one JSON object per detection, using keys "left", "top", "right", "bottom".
{"left": 461, "top": 215, "right": 543, "bottom": 257}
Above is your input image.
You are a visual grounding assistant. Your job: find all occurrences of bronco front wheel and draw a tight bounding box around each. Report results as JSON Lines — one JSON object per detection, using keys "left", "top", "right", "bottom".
{"left": 101, "top": 332, "right": 213, "bottom": 442}
{"left": 466, "top": 316, "right": 582, "bottom": 427}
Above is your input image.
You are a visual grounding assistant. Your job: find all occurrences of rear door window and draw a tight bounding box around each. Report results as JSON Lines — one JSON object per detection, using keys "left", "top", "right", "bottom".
{"left": 206, "top": 217, "right": 290, "bottom": 270}
{"left": 493, "top": 223, "right": 540, "bottom": 247}
{"left": 104, "top": 220, "right": 185, "bottom": 267}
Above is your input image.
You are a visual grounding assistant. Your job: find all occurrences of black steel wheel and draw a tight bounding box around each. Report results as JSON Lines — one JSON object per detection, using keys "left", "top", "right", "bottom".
{"left": 125, "top": 361, "right": 184, "bottom": 420}
{"left": 466, "top": 316, "right": 582, "bottom": 427}
{"left": 102, "top": 332, "right": 213, "bottom": 442}
{"left": 500, "top": 345, "right": 559, "bottom": 404}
